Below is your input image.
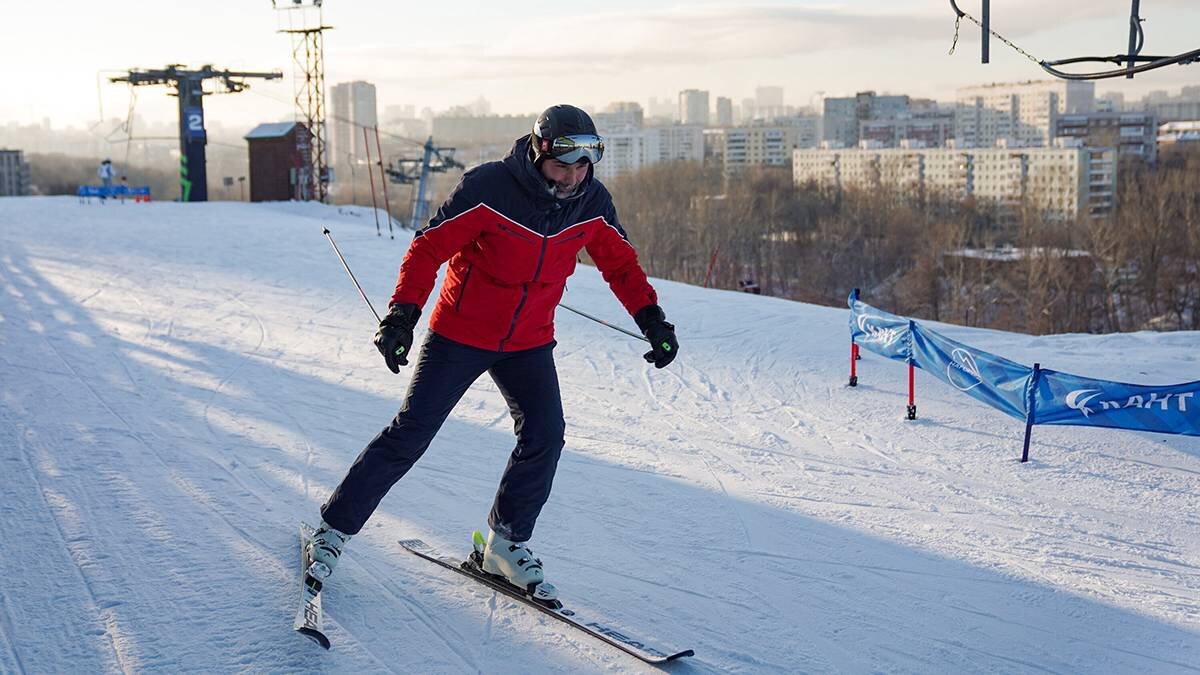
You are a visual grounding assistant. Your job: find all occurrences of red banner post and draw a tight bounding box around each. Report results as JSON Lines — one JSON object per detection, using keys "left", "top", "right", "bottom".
{"left": 849, "top": 342, "right": 859, "bottom": 387}
{"left": 907, "top": 361, "right": 917, "bottom": 420}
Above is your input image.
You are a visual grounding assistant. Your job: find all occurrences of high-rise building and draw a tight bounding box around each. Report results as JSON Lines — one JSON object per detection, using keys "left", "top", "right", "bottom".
{"left": 754, "top": 86, "right": 788, "bottom": 120}
{"left": 823, "top": 91, "right": 912, "bottom": 147}
{"left": 955, "top": 80, "right": 1094, "bottom": 148}
{"left": 0, "top": 149, "right": 31, "bottom": 196}
{"left": 679, "top": 89, "right": 710, "bottom": 126}
{"left": 330, "top": 81, "right": 378, "bottom": 168}
{"left": 755, "top": 86, "right": 784, "bottom": 108}
{"left": 645, "top": 96, "right": 677, "bottom": 122}
{"left": 715, "top": 97, "right": 734, "bottom": 126}
{"left": 593, "top": 102, "right": 644, "bottom": 134}
{"left": 740, "top": 97, "right": 757, "bottom": 123}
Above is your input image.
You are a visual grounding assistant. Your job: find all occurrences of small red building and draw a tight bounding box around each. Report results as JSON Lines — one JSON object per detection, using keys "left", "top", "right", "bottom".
{"left": 245, "top": 122, "right": 312, "bottom": 202}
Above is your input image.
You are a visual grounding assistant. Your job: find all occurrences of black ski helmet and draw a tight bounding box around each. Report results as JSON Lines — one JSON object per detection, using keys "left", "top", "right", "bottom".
{"left": 530, "top": 104, "right": 603, "bottom": 166}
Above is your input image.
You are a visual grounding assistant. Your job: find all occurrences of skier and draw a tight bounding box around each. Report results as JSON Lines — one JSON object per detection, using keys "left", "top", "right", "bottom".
{"left": 97, "top": 159, "right": 115, "bottom": 201}
{"left": 308, "top": 105, "right": 679, "bottom": 597}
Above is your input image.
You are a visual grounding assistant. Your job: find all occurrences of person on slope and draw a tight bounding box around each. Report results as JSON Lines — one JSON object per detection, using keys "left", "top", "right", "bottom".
{"left": 307, "top": 104, "right": 679, "bottom": 598}
{"left": 97, "top": 159, "right": 116, "bottom": 201}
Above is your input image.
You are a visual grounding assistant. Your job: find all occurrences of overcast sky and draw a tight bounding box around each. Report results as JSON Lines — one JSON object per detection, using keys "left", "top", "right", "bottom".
{"left": 4, "top": 0, "right": 1199, "bottom": 130}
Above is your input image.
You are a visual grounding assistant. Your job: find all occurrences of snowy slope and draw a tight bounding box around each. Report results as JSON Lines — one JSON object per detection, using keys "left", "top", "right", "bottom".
{"left": 1, "top": 196, "right": 1197, "bottom": 674}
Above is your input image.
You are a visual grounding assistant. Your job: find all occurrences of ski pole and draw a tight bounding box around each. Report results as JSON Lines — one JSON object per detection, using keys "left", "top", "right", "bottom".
{"left": 322, "top": 227, "right": 382, "bottom": 322}
{"left": 558, "top": 302, "right": 648, "bottom": 343}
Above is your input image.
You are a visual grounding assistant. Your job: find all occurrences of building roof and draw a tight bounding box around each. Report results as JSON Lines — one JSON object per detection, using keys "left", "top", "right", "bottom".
{"left": 244, "top": 122, "right": 299, "bottom": 140}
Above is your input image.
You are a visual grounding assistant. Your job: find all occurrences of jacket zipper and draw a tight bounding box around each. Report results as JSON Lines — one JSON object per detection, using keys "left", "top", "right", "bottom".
{"left": 499, "top": 235, "right": 550, "bottom": 351}
{"left": 454, "top": 264, "right": 473, "bottom": 311}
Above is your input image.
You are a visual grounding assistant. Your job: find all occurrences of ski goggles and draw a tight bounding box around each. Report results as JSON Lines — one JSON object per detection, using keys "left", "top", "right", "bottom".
{"left": 544, "top": 134, "right": 605, "bottom": 164}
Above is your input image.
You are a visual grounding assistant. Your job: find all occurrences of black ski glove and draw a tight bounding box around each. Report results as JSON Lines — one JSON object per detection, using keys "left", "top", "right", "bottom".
{"left": 634, "top": 304, "right": 678, "bottom": 369}
{"left": 374, "top": 303, "right": 421, "bottom": 373}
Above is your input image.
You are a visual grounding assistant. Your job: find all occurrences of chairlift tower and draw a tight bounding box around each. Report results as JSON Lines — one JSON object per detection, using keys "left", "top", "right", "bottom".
{"left": 111, "top": 65, "right": 281, "bottom": 202}
{"left": 385, "top": 138, "right": 464, "bottom": 229}
{"left": 275, "top": 0, "right": 332, "bottom": 202}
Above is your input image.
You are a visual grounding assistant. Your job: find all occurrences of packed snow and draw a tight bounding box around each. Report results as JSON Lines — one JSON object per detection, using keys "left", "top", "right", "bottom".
{"left": 1, "top": 196, "right": 1197, "bottom": 673}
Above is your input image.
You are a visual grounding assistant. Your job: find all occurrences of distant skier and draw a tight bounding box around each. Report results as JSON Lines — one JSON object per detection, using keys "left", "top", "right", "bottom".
{"left": 97, "top": 159, "right": 115, "bottom": 201}
{"left": 308, "top": 105, "right": 679, "bottom": 598}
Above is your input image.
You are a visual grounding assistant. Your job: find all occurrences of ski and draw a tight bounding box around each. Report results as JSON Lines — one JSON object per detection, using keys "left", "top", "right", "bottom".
{"left": 397, "top": 536, "right": 694, "bottom": 665}
{"left": 294, "top": 522, "right": 330, "bottom": 649}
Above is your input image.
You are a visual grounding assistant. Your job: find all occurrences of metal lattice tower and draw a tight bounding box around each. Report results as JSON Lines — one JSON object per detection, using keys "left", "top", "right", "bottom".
{"left": 275, "top": 1, "right": 332, "bottom": 202}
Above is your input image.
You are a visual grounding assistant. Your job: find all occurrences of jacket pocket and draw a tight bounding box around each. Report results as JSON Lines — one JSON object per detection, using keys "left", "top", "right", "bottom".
{"left": 497, "top": 222, "right": 537, "bottom": 243}
{"left": 551, "top": 230, "right": 586, "bottom": 246}
{"left": 454, "top": 264, "right": 474, "bottom": 311}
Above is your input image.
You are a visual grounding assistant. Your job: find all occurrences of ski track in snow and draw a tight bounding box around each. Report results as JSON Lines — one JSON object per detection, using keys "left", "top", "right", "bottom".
{"left": 2, "top": 198, "right": 1199, "bottom": 673}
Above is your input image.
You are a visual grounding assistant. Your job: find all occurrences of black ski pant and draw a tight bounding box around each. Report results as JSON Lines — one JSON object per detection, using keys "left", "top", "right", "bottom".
{"left": 321, "top": 332, "right": 565, "bottom": 542}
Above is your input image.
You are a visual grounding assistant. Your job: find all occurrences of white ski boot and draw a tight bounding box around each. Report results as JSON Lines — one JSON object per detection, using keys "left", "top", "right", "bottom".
{"left": 306, "top": 521, "right": 351, "bottom": 583}
{"left": 476, "top": 529, "right": 557, "bottom": 599}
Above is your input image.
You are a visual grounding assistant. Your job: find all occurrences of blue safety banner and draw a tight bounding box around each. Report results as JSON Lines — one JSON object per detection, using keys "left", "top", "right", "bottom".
{"left": 76, "top": 185, "right": 151, "bottom": 198}
{"left": 1033, "top": 370, "right": 1200, "bottom": 436}
{"left": 848, "top": 292, "right": 911, "bottom": 362}
{"left": 910, "top": 324, "right": 1032, "bottom": 421}
{"left": 848, "top": 292, "right": 1200, "bottom": 438}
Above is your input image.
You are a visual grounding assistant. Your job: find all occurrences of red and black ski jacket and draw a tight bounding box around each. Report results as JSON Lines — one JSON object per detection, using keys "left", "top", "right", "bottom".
{"left": 390, "top": 135, "right": 658, "bottom": 352}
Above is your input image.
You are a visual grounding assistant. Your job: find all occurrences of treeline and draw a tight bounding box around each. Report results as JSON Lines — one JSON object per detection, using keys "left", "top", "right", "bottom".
{"left": 608, "top": 148, "right": 1200, "bottom": 334}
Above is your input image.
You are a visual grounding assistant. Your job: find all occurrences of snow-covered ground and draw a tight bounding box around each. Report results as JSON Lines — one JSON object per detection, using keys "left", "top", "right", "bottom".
{"left": 1, "top": 196, "right": 1198, "bottom": 674}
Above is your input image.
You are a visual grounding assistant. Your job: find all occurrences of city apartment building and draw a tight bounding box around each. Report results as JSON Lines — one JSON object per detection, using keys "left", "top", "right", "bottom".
{"left": 859, "top": 108, "right": 956, "bottom": 148}
{"left": 1139, "top": 87, "right": 1200, "bottom": 122}
{"left": 0, "top": 149, "right": 31, "bottom": 196}
{"left": 775, "top": 115, "right": 821, "bottom": 149}
{"left": 1054, "top": 111, "right": 1158, "bottom": 163}
{"left": 329, "top": 81, "right": 378, "bottom": 168}
{"left": 592, "top": 125, "right": 705, "bottom": 182}
{"left": 642, "top": 125, "right": 705, "bottom": 164}
{"left": 1146, "top": 100, "right": 1200, "bottom": 123}
{"left": 823, "top": 91, "right": 912, "bottom": 147}
{"left": 955, "top": 80, "right": 1095, "bottom": 148}
{"left": 793, "top": 139, "right": 1116, "bottom": 219}
{"left": 722, "top": 126, "right": 805, "bottom": 173}
{"left": 1158, "top": 120, "right": 1200, "bottom": 148}
{"left": 592, "top": 132, "right": 643, "bottom": 182}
